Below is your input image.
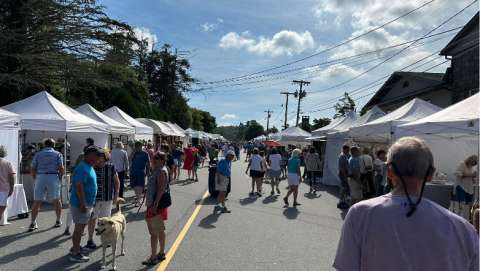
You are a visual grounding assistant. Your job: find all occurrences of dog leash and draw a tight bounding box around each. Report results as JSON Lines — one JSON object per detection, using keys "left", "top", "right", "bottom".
{"left": 137, "top": 190, "right": 146, "bottom": 214}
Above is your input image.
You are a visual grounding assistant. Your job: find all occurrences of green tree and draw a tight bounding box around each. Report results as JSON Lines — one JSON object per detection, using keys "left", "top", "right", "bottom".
{"left": 244, "top": 120, "right": 265, "bottom": 141}
{"left": 311, "top": 118, "right": 331, "bottom": 130}
{"left": 334, "top": 92, "right": 356, "bottom": 118}
{"left": 266, "top": 126, "right": 279, "bottom": 134}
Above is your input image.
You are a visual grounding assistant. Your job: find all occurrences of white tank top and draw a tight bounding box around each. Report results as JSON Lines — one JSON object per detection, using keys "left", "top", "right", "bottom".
{"left": 250, "top": 155, "right": 264, "bottom": 171}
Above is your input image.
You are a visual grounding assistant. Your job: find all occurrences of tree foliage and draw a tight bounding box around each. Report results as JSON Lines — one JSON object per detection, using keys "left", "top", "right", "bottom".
{"left": 0, "top": 0, "right": 215, "bottom": 130}
{"left": 334, "top": 92, "right": 356, "bottom": 118}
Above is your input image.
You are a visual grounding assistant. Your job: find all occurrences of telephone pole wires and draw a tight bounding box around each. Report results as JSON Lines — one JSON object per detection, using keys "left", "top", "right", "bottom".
{"left": 293, "top": 80, "right": 310, "bottom": 127}
{"left": 280, "top": 91, "right": 295, "bottom": 130}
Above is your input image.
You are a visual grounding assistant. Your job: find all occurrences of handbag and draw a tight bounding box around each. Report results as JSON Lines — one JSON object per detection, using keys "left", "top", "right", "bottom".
{"left": 157, "top": 188, "right": 172, "bottom": 209}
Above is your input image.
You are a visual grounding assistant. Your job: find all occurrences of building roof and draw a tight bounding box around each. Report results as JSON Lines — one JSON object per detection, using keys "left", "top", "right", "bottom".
{"left": 362, "top": 71, "right": 445, "bottom": 110}
{"left": 440, "top": 12, "right": 479, "bottom": 56}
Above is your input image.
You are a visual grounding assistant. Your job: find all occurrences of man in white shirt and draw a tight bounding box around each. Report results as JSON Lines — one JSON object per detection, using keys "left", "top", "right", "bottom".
{"left": 267, "top": 148, "right": 282, "bottom": 196}
{"left": 334, "top": 137, "right": 479, "bottom": 271}
{"left": 359, "top": 148, "right": 374, "bottom": 198}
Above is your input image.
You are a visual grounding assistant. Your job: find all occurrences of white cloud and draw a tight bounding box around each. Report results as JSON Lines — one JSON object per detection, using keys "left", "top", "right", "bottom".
{"left": 221, "top": 113, "right": 238, "bottom": 120}
{"left": 133, "top": 27, "right": 158, "bottom": 51}
{"left": 307, "top": 64, "right": 363, "bottom": 82}
{"left": 219, "top": 30, "right": 315, "bottom": 57}
{"left": 201, "top": 18, "right": 224, "bottom": 32}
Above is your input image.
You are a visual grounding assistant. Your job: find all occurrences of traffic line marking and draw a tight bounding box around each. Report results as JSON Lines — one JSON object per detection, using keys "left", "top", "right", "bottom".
{"left": 156, "top": 190, "right": 210, "bottom": 271}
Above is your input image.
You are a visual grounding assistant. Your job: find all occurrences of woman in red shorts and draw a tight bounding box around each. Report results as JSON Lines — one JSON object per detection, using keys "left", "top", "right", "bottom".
{"left": 142, "top": 152, "right": 169, "bottom": 266}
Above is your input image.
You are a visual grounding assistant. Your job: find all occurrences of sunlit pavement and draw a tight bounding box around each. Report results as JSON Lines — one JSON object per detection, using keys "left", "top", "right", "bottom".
{"left": 0, "top": 159, "right": 345, "bottom": 271}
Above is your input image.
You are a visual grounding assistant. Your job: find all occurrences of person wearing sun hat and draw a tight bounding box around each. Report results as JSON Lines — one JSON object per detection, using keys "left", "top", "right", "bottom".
{"left": 215, "top": 150, "right": 235, "bottom": 213}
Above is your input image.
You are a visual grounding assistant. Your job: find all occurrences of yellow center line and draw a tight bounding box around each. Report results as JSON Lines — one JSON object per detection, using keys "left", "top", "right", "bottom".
{"left": 156, "top": 190, "right": 210, "bottom": 271}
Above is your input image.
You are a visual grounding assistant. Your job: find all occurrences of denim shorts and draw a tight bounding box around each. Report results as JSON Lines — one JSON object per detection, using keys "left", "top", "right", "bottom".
{"left": 34, "top": 174, "right": 60, "bottom": 202}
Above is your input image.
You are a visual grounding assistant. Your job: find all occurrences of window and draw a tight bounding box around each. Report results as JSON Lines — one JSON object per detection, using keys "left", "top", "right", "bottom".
{"left": 402, "top": 81, "right": 409, "bottom": 88}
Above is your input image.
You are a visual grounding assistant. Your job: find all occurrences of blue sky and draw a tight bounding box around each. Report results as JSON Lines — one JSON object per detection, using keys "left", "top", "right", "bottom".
{"left": 99, "top": 0, "right": 477, "bottom": 128}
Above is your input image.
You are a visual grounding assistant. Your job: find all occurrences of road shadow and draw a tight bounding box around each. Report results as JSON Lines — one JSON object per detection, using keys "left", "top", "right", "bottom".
{"left": 239, "top": 196, "right": 258, "bottom": 206}
{"left": 0, "top": 234, "right": 70, "bottom": 265}
{"left": 171, "top": 178, "right": 197, "bottom": 186}
{"left": 0, "top": 225, "right": 58, "bottom": 247}
{"left": 282, "top": 207, "right": 300, "bottom": 220}
{"left": 125, "top": 210, "right": 146, "bottom": 223}
{"left": 315, "top": 183, "right": 341, "bottom": 199}
{"left": 198, "top": 212, "right": 221, "bottom": 229}
{"left": 262, "top": 195, "right": 278, "bottom": 204}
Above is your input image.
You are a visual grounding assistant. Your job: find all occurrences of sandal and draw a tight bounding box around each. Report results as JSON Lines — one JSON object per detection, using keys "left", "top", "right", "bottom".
{"left": 142, "top": 257, "right": 158, "bottom": 266}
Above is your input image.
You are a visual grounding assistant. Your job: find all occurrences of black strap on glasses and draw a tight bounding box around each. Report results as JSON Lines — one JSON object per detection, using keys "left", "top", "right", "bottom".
{"left": 390, "top": 163, "right": 433, "bottom": 218}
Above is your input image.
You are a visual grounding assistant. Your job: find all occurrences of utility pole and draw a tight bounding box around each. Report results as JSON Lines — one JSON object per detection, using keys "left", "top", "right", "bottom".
{"left": 280, "top": 91, "right": 295, "bottom": 130}
{"left": 292, "top": 80, "right": 310, "bottom": 127}
{"left": 264, "top": 109, "right": 273, "bottom": 132}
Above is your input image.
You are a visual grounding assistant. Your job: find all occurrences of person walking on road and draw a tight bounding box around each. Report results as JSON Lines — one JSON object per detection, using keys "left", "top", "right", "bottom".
{"left": 333, "top": 137, "right": 479, "bottom": 271}
{"left": 143, "top": 152, "right": 170, "bottom": 266}
{"left": 29, "top": 138, "right": 65, "bottom": 231}
{"left": 305, "top": 147, "right": 322, "bottom": 194}
{"left": 374, "top": 150, "right": 387, "bottom": 196}
{"left": 85, "top": 150, "right": 120, "bottom": 250}
{"left": 215, "top": 150, "right": 234, "bottom": 213}
{"left": 246, "top": 148, "right": 267, "bottom": 197}
{"left": 183, "top": 144, "right": 195, "bottom": 180}
{"left": 337, "top": 145, "right": 351, "bottom": 209}
{"left": 283, "top": 149, "right": 302, "bottom": 207}
{"left": 69, "top": 146, "right": 101, "bottom": 263}
{"left": 130, "top": 141, "right": 150, "bottom": 207}
{"left": 267, "top": 148, "right": 282, "bottom": 196}
{"left": 172, "top": 144, "right": 184, "bottom": 180}
{"left": 111, "top": 142, "right": 128, "bottom": 198}
{"left": 0, "top": 146, "right": 15, "bottom": 223}
{"left": 348, "top": 147, "right": 363, "bottom": 204}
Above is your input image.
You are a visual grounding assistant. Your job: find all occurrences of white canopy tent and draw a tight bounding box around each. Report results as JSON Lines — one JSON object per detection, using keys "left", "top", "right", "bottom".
{"left": 137, "top": 118, "right": 178, "bottom": 137}
{"left": 321, "top": 106, "right": 385, "bottom": 186}
{"left": 165, "top": 122, "right": 186, "bottom": 138}
{"left": 279, "top": 126, "right": 311, "bottom": 146}
{"left": 308, "top": 111, "right": 357, "bottom": 140}
{"left": 396, "top": 93, "right": 479, "bottom": 181}
{"left": 3, "top": 91, "right": 110, "bottom": 164}
{"left": 77, "top": 104, "right": 134, "bottom": 135}
{"left": 103, "top": 106, "right": 153, "bottom": 141}
{"left": 253, "top": 135, "right": 267, "bottom": 142}
{"left": 350, "top": 98, "right": 442, "bottom": 143}
{"left": 3, "top": 91, "right": 110, "bottom": 201}
{"left": 0, "top": 108, "right": 21, "bottom": 182}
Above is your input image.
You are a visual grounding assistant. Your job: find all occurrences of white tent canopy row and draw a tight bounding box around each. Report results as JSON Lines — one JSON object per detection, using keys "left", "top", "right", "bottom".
{"left": 3, "top": 91, "right": 110, "bottom": 162}
{"left": 76, "top": 104, "right": 135, "bottom": 135}
{"left": 350, "top": 98, "right": 442, "bottom": 143}
{"left": 0, "top": 108, "right": 20, "bottom": 183}
{"left": 102, "top": 106, "right": 153, "bottom": 141}
{"left": 137, "top": 118, "right": 185, "bottom": 138}
{"left": 320, "top": 107, "right": 386, "bottom": 186}
{"left": 396, "top": 93, "right": 479, "bottom": 182}
{"left": 308, "top": 111, "right": 357, "bottom": 140}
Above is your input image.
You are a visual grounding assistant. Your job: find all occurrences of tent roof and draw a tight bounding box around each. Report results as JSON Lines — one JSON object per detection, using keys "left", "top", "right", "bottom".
{"left": 137, "top": 118, "right": 179, "bottom": 136}
{"left": 102, "top": 106, "right": 153, "bottom": 136}
{"left": 325, "top": 106, "right": 386, "bottom": 139}
{"left": 164, "top": 122, "right": 186, "bottom": 137}
{"left": 0, "top": 108, "right": 20, "bottom": 129}
{"left": 398, "top": 93, "right": 479, "bottom": 136}
{"left": 281, "top": 126, "right": 311, "bottom": 137}
{"left": 311, "top": 111, "right": 356, "bottom": 137}
{"left": 77, "top": 104, "right": 134, "bottom": 135}
{"left": 350, "top": 98, "right": 442, "bottom": 141}
{"left": 3, "top": 91, "right": 108, "bottom": 133}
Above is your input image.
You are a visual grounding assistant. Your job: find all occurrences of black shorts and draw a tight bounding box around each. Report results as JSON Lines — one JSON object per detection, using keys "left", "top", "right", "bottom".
{"left": 250, "top": 170, "right": 264, "bottom": 178}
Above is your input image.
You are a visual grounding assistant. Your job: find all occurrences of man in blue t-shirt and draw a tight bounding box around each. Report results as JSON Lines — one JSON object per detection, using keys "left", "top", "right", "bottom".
{"left": 69, "top": 146, "right": 102, "bottom": 263}
{"left": 215, "top": 150, "right": 234, "bottom": 213}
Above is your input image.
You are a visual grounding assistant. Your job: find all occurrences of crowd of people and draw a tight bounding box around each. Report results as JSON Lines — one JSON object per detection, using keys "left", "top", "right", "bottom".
{"left": 0, "top": 134, "right": 478, "bottom": 270}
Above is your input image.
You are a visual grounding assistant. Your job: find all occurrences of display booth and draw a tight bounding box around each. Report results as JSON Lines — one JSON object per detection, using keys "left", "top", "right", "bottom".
{"left": 0, "top": 109, "right": 28, "bottom": 225}
{"left": 3, "top": 91, "right": 109, "bottom": 201}
{"left": 77, "top": 104, "right": 135, "bottom": 148}
{"left": 102, "top": 106, "right": 154, "bottom": 142}
{"left": 279, "top": 126, "right": 311, "bottom": 147}
{"left": 396, "top": 93, "right": 479, "bottom": 183}
{"left": 137, "top": 118, "right": 184, "bottom": 148}
{"left": 321, "top": 107, "right": 385, "bottom": 186}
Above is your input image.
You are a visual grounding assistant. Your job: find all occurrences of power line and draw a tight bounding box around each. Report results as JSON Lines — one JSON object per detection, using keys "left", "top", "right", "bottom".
{"left": 195, "top": 0, "right": 437, "bottom": 85}
{"left": 191, "top": 27, "right": 459, "bottom": 92}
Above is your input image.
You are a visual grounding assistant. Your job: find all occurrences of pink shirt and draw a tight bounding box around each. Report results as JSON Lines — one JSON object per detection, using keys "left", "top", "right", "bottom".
{"left": 334, "top": 193, "right": 479, "bottom": 271}
{"left": 0, "top": 158, "right": 15, "bottom": 192}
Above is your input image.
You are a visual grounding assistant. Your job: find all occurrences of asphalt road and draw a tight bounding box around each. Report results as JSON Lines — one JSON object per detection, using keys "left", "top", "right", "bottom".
{"left": 0, "top": 158, "right": 345, "bottom": 271}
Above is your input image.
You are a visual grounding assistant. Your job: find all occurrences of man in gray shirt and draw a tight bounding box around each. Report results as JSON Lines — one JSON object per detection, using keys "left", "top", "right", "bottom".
{"left": 334, "top": 137, "right": 478, "bottom": 271}
{"left": 110, "top": 142, "right": 128, "bottom": 198}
